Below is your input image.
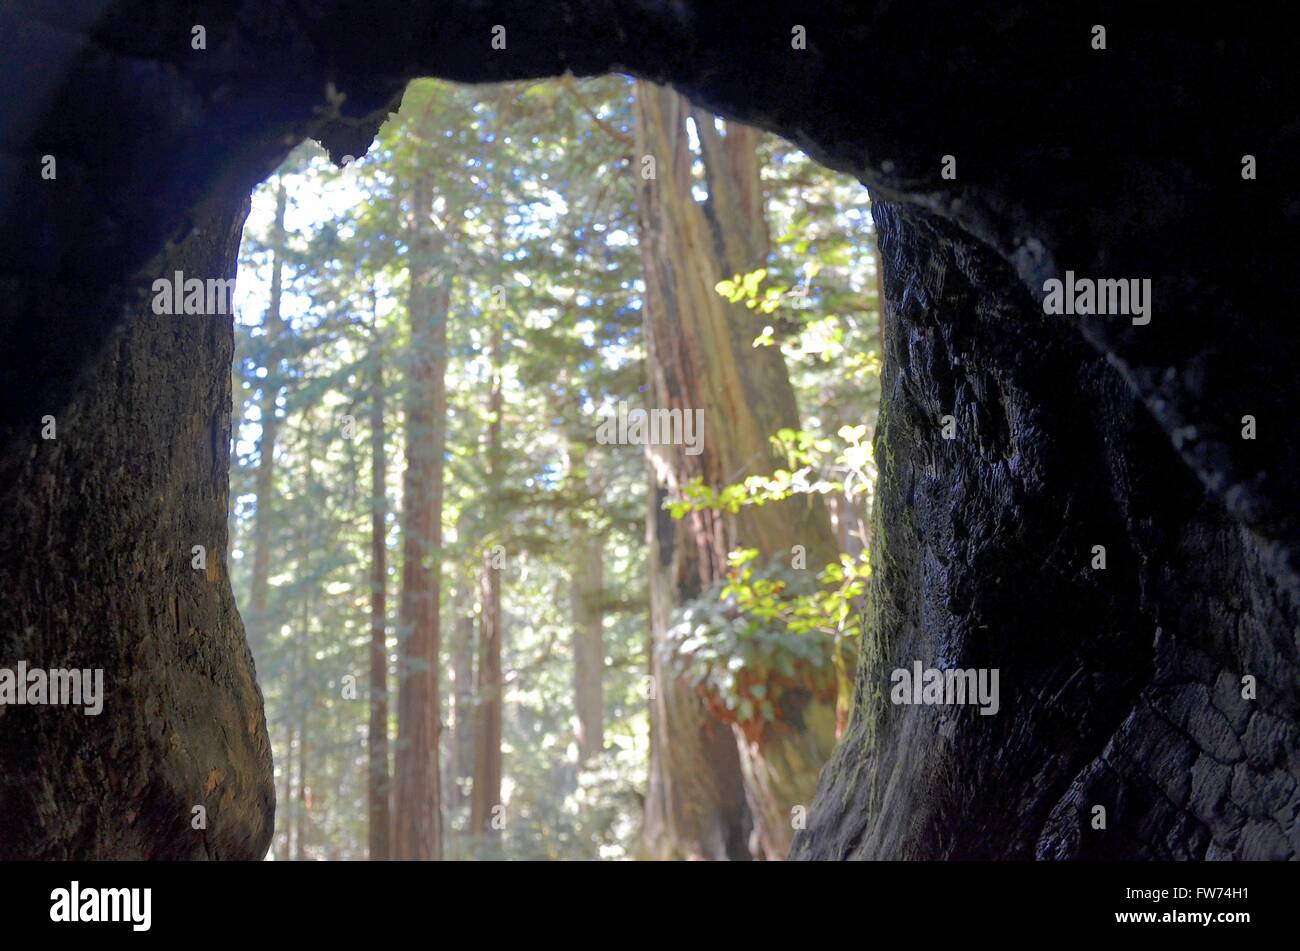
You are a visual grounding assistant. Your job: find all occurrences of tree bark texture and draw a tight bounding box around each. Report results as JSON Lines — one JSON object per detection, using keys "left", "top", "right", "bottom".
{"left": 0, "top": 187, "right": 274, "bottom": 859}
{"left": 569, "top": 442, "right": 605, "bottom": 764}
{"left": 367, "top": 327, "right": 391, "bottom": 861}
{"left": 392, "top": 171, "right": 448, "bottom": 861}
{"left": 635, "top": 81, "right": 840, "bottom": 860}
{"left": 471, "top": 339, "right": 505, "bottom": 836}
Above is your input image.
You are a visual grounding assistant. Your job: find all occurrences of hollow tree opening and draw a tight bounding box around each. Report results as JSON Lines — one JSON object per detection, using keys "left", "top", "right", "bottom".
{"left": 228, "top": 75, "right": 881, "bottom": 860}
{"left": 1, "top": 2, "right": 1295, "bottom": 862}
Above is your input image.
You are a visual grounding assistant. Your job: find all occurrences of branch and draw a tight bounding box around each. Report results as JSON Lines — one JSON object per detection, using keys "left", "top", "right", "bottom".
{"left": 561, "top": 74, "right": 634, "bottom": 148}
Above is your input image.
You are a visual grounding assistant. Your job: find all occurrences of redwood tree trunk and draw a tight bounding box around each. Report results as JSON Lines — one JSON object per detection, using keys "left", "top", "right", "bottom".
{"left": 572, "top": 535, "right": 604, "bottom": 763}
{"left": 471, "top": 337, "right": 505, "bottom": 836}
{"left": 294, "top": 695, "right": 309, "bottom": 860}
{"left": 367, "top": 308, "right": 391, "bottom": 861}
{"left": 392, "top": 171, "right": 448, "bottom": 861}
{"left": 470, "top": 549, "right": 503, "bottom": 835}
{"left": 248, "top": 179, "right": 288, "bottom": 658}
{"left": 634, "top": 81, "right": 840, "bottom": 860}
{"left": 293, "top": 420, "right": 317, "bottom": 860}
{"left": 569, "top": 442, "right": 605, "bottom": 763}
{"left": 448, "top": 581, "right": 476, "bottom": 809}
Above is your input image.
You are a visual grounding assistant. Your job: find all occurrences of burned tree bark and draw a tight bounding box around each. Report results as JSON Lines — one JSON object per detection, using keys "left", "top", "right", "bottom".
{"left": 0, "top": 188, "right": 275, "bottom": 859}
{"left": 792, "top": 202, "right": 1300, "bottom": 861}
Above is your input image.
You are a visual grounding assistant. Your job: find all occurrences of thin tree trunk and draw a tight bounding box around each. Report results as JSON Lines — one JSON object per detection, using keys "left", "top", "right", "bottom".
{"left": 470, "top": 331, "right": 504, "bottom": 835}
{"left": 367, "top": 289, "right": 391, "bottom": 861}
{"left": 392, "top": 171, "right": 449, "bottom": 861}
{"left": 248, "top": 179, "right": 287, "bottom": 659}
{"left": 294, "top": 419, "right": 315, "bottom": 861}
{"left": 294, "top": 689, "right": 308, "bottom": 861}
{"left": 634, "top": 81, "right": 840, "bottom": 860}
{"left": 279, "top": 718, "right": 295, "bottom": 861}
{"left": 470, "top": 548, "right": 503, "bottom": 834}
{"left": 449, "top": 580, "right": 475, "bottom": 809}
{"left": 569, "top": 442, "right": 604, "bottom": 763}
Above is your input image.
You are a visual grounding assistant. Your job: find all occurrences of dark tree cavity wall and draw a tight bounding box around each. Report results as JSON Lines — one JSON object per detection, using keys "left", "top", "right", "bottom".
{"left": 0, "top": 189, "right": 274, "bottom": 859}
{"left": 1, "top": 2, "right": 1295, "bottom": 860}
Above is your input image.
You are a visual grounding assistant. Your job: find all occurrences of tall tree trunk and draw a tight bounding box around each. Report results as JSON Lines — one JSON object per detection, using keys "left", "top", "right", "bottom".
{"left": 448, "top": 580, "right": 476, "bottom": 809}
{"left": 569, "top": 442, "right": 604, "bottom": 763}
{"left": 471, "top": 332, "right": 505, "bottom": 836}
{"left": 367, "top": 294, "right": 391, "bottom": 861}
{"left": 392, "top": 171, "right": 449, "bottom": 861}
{"left": 248, "top": 179, "right": 288, "bottom": 659}
{"left": 279, "top": 719, "right": 295, "bottom": 861}
{"left": 294, "top": 419, "right": 316, "bottom": 861}
{"left": 634, "top": 81, "right": 840, "bottom": 860}
{"left": 294, "top": 692, "right": 309, "bottom": 860}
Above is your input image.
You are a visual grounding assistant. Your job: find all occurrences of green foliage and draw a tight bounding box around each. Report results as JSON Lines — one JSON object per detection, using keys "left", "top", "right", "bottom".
{"left": 666, "top": 424, "right": 876, "bottom": 518}
{"left": 662, "top": 420, "right": 876, "bottom": 723}
{"left": 723, "top": 547, "right": 870, "bottom": 639}
{"left": 660, "top": 555, "right": 844, "bottom": 729}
